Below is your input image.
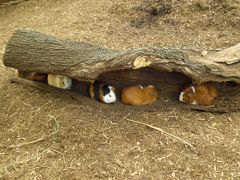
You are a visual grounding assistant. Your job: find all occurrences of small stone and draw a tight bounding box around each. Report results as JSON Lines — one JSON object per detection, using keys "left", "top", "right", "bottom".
{"left": 212, "top": 122, "right": 217, "bottom": 127}
{"left": 201, "top": 50, "right": 208, "bottom": 56}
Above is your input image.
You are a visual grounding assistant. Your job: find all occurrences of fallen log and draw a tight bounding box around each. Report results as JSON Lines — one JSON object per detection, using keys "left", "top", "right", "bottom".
{"left": 2, "top": 29, "right": 240, "bottom": 112}
{"left": 3, "top": 29, "right": 240, "bottom": 83}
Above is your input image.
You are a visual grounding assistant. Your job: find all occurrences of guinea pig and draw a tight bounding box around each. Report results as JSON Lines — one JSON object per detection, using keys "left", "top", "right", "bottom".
{"left": 121, "top": 85, "right": 158, "bottom": 106}
{"left": 17, "top": 70, "right": 47, "bottom": 82}
{"left": 89, "top": 80, "right": 116, "bottom": 104}
{"left": 179, "top": 82, "right": 218, "bottom": 106}
{"left": 47, "top": 74, "right": 72, "bottom": 90}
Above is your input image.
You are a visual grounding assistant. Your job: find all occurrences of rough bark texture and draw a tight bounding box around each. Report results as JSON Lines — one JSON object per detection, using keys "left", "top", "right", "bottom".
{"left": 3, "top": 29, "right": 240, "bottom": 84}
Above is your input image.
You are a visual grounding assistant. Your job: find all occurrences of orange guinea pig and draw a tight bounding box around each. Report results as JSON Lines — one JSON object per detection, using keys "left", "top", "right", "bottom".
{"left": 17, "top": 70, "right": 47, "bottom": 82}
{"left": 179, "top": 82, "right": 218, "bottom": 106}
{"left": 121, "top": 85, "right": 159, "bottom": 106}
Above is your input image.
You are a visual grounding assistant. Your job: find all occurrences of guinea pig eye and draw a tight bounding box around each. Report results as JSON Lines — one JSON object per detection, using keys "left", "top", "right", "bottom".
{"left": 109, "top": 95, "right": 112, "bottom": 98}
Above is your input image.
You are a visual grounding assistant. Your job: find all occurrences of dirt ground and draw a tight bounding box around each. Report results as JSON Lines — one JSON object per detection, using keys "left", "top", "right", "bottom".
{"left": 0, "top": 0, "right": 240, "bottom": 179}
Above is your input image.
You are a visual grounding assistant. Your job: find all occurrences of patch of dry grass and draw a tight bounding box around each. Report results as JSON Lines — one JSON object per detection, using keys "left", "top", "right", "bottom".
{"left": 0, "top": 0, "right": 240, "bottom": 179}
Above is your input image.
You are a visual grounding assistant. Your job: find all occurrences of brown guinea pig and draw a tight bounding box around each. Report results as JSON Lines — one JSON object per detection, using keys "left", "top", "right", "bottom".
{"left": 17, "top": 70, "right": 47, "bottom": 82}
{"left": 121, "top": 85, "right": 158, "bottom": 106}
{"left": 179, "top": 82, "right": 218, "bottom": 106}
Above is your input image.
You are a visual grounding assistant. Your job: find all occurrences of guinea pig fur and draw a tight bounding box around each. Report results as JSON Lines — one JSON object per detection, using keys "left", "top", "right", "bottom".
{"left": 47, "top": 74, "right": 72, "bottom": 90}
{"left": 179, "top": 85, "right": 197, "bottom": 105}
{"left": 179, "top": 82, "right": 218, "bottom": 106}
{"left": 17, "top": 70, "right": 47, "bottom": 82}
{"left": 121, "top": 85, "right": 158, "bottom": 106}
{"left": 89, "top": 80, "right": 116, "bottom": 104}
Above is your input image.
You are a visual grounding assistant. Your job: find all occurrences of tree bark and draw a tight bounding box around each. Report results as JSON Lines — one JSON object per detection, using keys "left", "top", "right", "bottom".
{"left": 3, "top": 29, "right": 240, "bottom": 84}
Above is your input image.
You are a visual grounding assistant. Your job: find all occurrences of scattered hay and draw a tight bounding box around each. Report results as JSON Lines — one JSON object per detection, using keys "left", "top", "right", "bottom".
{"left": 0, "top": 0, "right": 29, "bottom": 7}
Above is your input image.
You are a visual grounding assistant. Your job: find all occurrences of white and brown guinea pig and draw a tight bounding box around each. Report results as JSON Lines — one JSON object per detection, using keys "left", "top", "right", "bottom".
{"left": 179, "top": 82, "right": 218, "bottom": 106}
{"left": 47, "top": 74, "right": 72, "bottom": 90}
{"left": 89, "top": 80, "right": 116, "bottom": 104}
{"left": 121, "top": 85, "right": 158, "bottom": 106}
{"left": 17, "top": 70, "right": 47, "bottom": 82}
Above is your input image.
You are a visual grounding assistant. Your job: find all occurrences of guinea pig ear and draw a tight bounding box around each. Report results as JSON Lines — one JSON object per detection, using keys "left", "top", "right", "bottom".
{"left": 179, "top": 91, "right": 184, "bottom": 102}
{"left": 190, "top": 85, "right": 196, "bottom": 94}
{"left": 111, "top": 86, "right": 115, "bottom": 91}
{"left": 150, "top": 92, "right": 158, "bottom": 98}
{"left": 147, "top": 85, "right": 154, "bottom": 88}
{"left": 102, "top": 85, "right": 110, "bottom": 96}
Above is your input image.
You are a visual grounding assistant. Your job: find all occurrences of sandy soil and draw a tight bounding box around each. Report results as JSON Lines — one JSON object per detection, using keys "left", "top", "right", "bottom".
{"left": 0, "top": 0, "right": 240, "bottom": 179}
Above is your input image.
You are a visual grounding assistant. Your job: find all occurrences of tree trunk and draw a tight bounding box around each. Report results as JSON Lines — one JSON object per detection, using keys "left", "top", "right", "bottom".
{"left": 3, "top": 29, "right": 240, "bottom": 84}
{"left": 2, "top": 29, "right": 240, "bottom": 112}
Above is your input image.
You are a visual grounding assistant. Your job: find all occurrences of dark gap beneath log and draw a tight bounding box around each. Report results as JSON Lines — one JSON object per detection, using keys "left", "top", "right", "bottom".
{"left": 13, "top": 67, "right": 240, "bottom": 113}
{"left": 97, "top": 67, "right": 192, "bottom": 101}
{"left": 10, "top": 76, "right": 240, "bottom": 113}
{"left": 97, "top": 67, "right": 239, "bottom": 100}
{"left": 71, "top": 80, "right": 90, "bottom": 97}
{"left": 96, "top": 67, "right": 240, "bottom": 112}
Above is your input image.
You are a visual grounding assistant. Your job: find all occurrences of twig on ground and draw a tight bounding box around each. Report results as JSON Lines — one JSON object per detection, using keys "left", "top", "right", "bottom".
{"left": 157, "top": 153, "right": 173, "bottom": 161}
{"left": 51, "top": 148, "right": 66, "bottom": 164}
{"left": 7, "top": 129, "right": 58, "bottom": 149}
{"left": 1, "top": 114, "right": 59, "bottom": 149}
{"left": 0, "top": 0, "right": 28, "bottom": 7}
{"left": 124, "top": 117, "right": 195, "bottom": 149}
{"left": 8, "top": 136, "right": 47, "bottom": 149}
